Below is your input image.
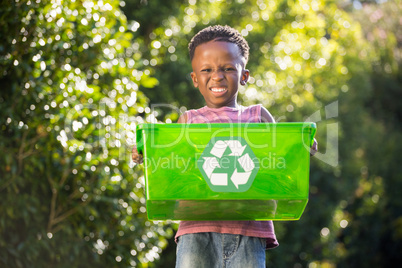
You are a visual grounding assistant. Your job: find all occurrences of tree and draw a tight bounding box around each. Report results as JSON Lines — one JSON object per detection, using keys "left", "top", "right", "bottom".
{"left": 0, "top": 0, "right": 172, "bottom": 267}
{"left": 327, "top": 1, "right": 402, "bottom": 267}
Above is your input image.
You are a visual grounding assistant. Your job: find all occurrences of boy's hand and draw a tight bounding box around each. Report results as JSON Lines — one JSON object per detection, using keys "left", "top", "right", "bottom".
{"left": 310, "top": 138, "right": 318, "bottom": 156}
{"left": 132, "top": 145, "right": 143, "bottom": 164}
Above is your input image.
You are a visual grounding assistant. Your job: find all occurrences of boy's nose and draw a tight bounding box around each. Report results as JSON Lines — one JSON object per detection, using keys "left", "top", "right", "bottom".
{"left": 211, "top": 70, "right": 224, "bottom": 81}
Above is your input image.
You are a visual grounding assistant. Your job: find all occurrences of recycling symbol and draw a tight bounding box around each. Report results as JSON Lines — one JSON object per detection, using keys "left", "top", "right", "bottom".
{"left": 197, "top": 136, "right": 259, "bottom": 192}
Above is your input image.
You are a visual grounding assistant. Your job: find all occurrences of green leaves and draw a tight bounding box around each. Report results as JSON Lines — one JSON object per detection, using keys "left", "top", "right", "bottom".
{"left": 0, "top": 0, "right": 170, "bottom": 267}
{"left": 141, "top": 76, "right": 159, "bottom": 88}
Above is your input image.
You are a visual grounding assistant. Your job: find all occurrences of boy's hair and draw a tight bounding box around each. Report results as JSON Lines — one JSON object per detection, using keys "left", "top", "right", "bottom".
{"left": 188, "top": 25, "right": 249, "bottom": 63}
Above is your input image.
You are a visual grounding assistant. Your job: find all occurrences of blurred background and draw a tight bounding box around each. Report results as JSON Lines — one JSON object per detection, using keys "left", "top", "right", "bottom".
{"left": 1, "top": 0, "right": 401, "bottom": 267}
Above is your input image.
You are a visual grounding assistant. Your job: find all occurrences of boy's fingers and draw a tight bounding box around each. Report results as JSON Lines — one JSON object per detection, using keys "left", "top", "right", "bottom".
{"left": 132, "top": 145, "right": 144, "bottom": 164}
{"left": 132, "top": 152, "right": 144, "bottom": 164}
{"left": 310, "top": 148, "right": 317, "bottom": 156}
{"left": 310, "top": 139, "right": 318, "bottom": 156}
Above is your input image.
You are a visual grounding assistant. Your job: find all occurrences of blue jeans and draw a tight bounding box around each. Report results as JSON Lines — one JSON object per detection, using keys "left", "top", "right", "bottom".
{"left": 176, "top": 233, "right": 266, "bottom": 268}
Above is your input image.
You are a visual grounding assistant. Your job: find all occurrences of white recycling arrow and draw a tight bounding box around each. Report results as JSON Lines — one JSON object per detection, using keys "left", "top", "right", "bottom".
{"left": 230, "top": 153, "right": 255, "bottom": 188}
{"left": 230, "top": 169, "right": 252, "bottom": 189}
{"left": 210, "top": 140, "right": 228, "bottom": 158}
{"left": 211, "top": 173, "right": 228, "bottom": 186}
{"left": 202, "top": 157, "right": 228, "bottom": 186}
{"left": 202, "top": 157, "right": 220, "bottom": 179}
{"left": 225, "top": 140, "right": 247, "bottom": 156}
{"left": 237, "top": 153, "right": 255, "bottom": 172}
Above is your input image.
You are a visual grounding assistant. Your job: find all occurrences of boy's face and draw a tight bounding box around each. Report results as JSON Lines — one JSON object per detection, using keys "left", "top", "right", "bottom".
{"left": 190, "top": 41, "right": 249, "bottom": 108}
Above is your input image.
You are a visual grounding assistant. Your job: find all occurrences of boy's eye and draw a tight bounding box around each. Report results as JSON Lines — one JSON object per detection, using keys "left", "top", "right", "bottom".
{"left": 200, "top": 67, "right": 236, "bottom": 73}
{"left": 201, "top": 68, "right": 212, "bottom": 73}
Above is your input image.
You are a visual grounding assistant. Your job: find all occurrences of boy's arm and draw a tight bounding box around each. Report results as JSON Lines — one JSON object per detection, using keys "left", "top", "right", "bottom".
{"left": 177, "top": 112, "right": 188, "bottom": 123}
{"left": 261, "top": 106, "right": 275, "bottom": 123}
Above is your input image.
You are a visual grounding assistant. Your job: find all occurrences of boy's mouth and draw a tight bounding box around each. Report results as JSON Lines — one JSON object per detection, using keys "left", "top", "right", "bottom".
{"left": 210, "top": 87, "right": 227, "bottom": 93}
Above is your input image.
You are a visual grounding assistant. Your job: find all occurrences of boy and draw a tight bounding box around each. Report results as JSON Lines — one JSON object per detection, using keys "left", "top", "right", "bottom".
{"left": 133, "top": 25, "right": 317, "bottom": 267}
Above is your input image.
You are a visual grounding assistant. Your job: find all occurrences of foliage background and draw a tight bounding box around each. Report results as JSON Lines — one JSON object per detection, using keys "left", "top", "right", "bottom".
{"left": 1, "top": 0, "right": 401, "bottom": 267}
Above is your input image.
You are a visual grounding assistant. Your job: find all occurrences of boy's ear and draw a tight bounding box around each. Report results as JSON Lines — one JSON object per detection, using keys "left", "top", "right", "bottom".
{"left": 190, "top": 72, "right": 198, "bottom": 88}
{"left": 240, "top": 69, "right": 250, "bottom": 85}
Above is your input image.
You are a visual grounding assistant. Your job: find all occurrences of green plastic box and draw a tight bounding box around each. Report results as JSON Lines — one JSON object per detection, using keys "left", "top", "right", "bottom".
{"left": 136, "top": 122, "right": 316, "bottom": 221}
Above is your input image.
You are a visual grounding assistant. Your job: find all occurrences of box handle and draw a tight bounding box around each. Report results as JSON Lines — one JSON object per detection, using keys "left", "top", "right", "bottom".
{"left": 136, "top": 124, "right": 144, "bottom": 154}
{"left": 310, "top": 123, "right": 317, "bottom": 146}
{"left": 302, "top": 122, "right": 317, "bottom": 147}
